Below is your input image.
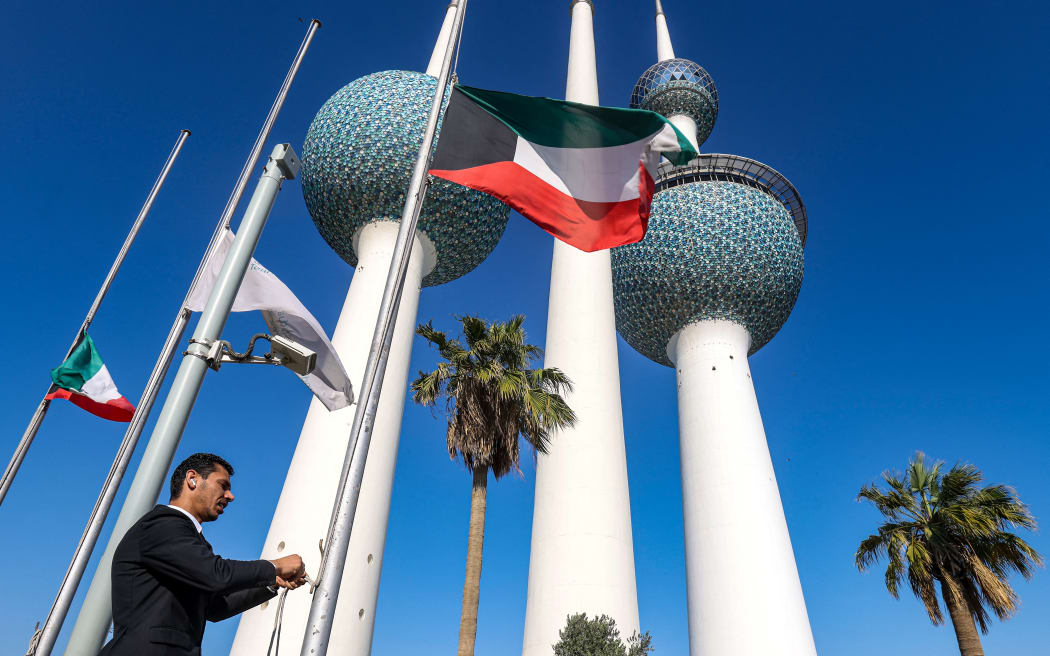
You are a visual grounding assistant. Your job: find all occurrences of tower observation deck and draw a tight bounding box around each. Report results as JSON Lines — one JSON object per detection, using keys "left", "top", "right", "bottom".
{"left": 612, "top": 153, "right": 807, "bottom": 365}
{"left": 653, "top": 153, "right": 807, "bottom": 244}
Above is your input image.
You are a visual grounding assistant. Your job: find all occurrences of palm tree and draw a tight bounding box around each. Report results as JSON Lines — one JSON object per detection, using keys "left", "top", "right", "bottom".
{"left": 855, "top": 453, "right": 1042, "bottom": 655}
{"left": 411, "top": 315, "right": 576, "bottom": 656}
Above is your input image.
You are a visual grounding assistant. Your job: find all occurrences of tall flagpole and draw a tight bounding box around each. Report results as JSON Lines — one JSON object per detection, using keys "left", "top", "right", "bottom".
{"left": 297, "top": 3, "right": 467, "bottom": 654}
{"left": 63, "top": 20, "right": 321, "bottom": 656}
{"left": 0, "top": 129, "right": 192, "bottom": 508}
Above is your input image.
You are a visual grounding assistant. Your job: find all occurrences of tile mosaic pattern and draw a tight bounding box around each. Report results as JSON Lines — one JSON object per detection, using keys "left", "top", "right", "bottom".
{"left": 300, "top": 70, "right": 510, "bottom": 287}
{"left": 612, "top": 181, "right": 804, "bottom": 366}
{"left": 630, "top": 58, "right": 718, "bottom": 148}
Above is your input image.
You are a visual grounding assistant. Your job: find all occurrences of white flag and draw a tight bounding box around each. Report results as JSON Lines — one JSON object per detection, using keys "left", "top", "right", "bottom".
{"left": 186, "top": 230, "right": 354, "bottom": 411}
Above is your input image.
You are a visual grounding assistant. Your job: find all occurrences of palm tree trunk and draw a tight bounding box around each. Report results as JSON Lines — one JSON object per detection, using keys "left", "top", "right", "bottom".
{"left": 456, "top": 465, "right": 488, "bottom": 656}
{"left": 941, "top": 581, "right": 984, "bottom": 656}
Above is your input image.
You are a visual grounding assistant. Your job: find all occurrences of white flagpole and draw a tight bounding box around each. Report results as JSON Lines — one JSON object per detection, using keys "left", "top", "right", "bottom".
{"left": 61, "top": 20, "right": 321, "bottom": 656}
{"left": 297, "top": 3, "right": 468, "bottom": 654}
{"left": 0, "top": 129, "right": 192, "bottom": 508}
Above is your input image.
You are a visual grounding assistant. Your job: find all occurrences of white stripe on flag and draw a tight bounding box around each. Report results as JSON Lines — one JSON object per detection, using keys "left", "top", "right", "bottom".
{"left": 512, "top": 133, "right": 661, "bottom": 203}
{"left": 80, "top": 365, "right": 123, "bottom": 403}
{"left": 650, "top": 121, "right": 686, "bottom": 152}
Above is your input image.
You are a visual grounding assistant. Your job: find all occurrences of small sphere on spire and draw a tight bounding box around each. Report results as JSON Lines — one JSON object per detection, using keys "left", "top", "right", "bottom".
{"left": 631, "top": 58, "right": 718, "bottom": 148}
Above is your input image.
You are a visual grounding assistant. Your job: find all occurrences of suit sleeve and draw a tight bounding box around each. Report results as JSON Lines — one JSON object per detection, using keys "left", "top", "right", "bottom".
{"left": 138, "top": 516, "right": 275, "bottom": 595}
{"left": 206, "top": 586, "right": 278, "bottom": 622}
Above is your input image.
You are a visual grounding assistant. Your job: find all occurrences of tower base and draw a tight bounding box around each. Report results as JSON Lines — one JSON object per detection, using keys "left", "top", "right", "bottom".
{"left": 670, "top": 320, "right": 816, "bottom": 656}
{"left": 231, "top": 221, "right": 428, "bottom": 656}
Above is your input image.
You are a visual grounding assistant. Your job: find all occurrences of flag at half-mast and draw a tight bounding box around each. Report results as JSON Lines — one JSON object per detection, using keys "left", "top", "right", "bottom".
{"left": 429, "top": 85, "right": 697, "bottom": 252}
{"left": 45, "top": 333, "right": 135, "bottom": 422}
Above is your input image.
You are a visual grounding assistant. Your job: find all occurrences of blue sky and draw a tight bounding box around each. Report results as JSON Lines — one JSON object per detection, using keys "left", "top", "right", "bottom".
{"left": 2, "top": 1, "right": 1048, "bottom": 654}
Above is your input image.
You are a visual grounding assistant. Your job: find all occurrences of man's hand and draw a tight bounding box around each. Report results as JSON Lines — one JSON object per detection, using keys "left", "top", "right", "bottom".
{"left": 275, "top": 576, "right": 307, "bottom": 590}
{"left": 270, "top": 554, "right": 305, "bottom": 586}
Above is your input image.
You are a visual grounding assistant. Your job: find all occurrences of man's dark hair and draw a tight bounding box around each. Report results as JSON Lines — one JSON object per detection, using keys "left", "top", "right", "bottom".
{"left": 169, "top": 453, "right": 234, "bottom": 499}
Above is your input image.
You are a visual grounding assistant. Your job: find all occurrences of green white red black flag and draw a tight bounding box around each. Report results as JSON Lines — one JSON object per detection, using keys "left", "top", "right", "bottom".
{"left": 430, "top": 85, "right": 697, "bottom": 252}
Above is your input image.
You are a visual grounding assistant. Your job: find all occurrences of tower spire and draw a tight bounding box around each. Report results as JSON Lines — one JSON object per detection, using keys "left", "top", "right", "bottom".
{"left": 426, "top": 0, "right": 459, "bottom": 76}
{"left": 655, "top": 0, "right": 676, "bottom": 61}
{"left": 523, "top": 2, "right": 641, "bottom": 655}
{"left": 565, "top": 0, "right": 599, "bottom": 104}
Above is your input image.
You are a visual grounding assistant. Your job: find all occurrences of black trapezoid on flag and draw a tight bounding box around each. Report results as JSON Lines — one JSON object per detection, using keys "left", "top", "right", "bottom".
{"left": 431, "top": 86, "right": 518, "bottom": 172}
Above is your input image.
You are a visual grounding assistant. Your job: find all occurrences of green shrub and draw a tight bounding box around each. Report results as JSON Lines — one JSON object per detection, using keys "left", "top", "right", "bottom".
{"left": 552, "top": 613, "right": 653, "bottom": 656}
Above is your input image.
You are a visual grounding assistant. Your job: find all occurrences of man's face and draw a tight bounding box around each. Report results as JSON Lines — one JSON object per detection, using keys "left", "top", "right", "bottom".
{"left": 187, "top": 465, "right": 234, "bottom": 522}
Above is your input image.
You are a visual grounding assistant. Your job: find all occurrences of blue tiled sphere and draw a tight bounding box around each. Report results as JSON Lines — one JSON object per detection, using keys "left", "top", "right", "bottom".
{"left": 630, "top": 58, "right": 718, "bottom": 147}
{"left": 301, "top": 70, "right": 510, "bottom": 287}
{"left": 612, "top": 181, "right": 803, "bottom": 366}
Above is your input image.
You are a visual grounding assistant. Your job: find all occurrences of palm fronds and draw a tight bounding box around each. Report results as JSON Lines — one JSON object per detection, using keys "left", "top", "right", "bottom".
{"left": 411, "top": 315, "right": 576, "bottom": 479}
{"left": 855, "top": 452, "right": 1042, "bottom": 634}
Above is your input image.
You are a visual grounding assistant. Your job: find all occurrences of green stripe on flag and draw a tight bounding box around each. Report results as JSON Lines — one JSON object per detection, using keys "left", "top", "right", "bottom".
{"left": 664, "top": 124, "right": 699, "bottom": 166}
{"left": 50, "top": 332, "right": 105, "bottom": 392}
{"left": 458, "top": 85, "right": 685, "bottom": 151}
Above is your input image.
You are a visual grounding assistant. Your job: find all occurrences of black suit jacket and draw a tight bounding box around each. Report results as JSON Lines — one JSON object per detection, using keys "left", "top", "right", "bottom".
{"left": 98, "top": 505, "right": 277, "bottom": 655}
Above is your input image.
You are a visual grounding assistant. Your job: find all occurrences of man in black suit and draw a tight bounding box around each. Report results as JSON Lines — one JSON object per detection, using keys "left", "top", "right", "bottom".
{"left": 99, "top": 452, "right": 307, "bottom": 655}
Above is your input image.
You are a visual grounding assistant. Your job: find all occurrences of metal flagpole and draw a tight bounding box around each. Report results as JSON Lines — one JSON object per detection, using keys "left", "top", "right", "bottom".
{"left": 64, "top": 145, "right": 300, "bottom": 656}
{"left": 0, "top": 129, "right": 192, "bottom": 508}
{"left": 298, "top": 3, "right": 468, "bottom": 654}
{"left": 62, "top": 21, "right": 320, "bottom": 656}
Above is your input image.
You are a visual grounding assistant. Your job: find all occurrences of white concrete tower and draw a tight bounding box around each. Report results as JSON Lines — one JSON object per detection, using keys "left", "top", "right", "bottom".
{"left": 522, "top": 2, "right": 641, "bottom": 654}
{"left": 615, "top": 8, "right": 817, "bottom": 652}
{"left": 230, "top": 4, "right": 510, "bottom": 654}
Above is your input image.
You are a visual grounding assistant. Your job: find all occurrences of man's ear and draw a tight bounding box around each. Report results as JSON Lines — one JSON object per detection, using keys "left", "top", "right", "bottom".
{"left": 186, "top": 469, "right": 199, "bottom": 490}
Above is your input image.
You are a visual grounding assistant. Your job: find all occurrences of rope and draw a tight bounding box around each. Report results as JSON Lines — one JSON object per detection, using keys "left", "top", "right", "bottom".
{"left": 265, "top": 568, "right": 317, "bottom": 655}
{"left": 452, "top": 10, "right": 465, "bottom": 77}
{"left": 265, "top": 589, "right": 288, "bottom": 656}
{"left": 24, "top": 622, "right": 41, "bottom": 656}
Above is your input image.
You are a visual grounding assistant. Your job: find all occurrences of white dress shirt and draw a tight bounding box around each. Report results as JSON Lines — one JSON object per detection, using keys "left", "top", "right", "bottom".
{"left": 167, "top": 504, "right": 203, "bottom": 533}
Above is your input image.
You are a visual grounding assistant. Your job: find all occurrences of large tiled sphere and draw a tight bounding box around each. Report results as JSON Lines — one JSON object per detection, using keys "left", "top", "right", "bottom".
{"left": 612, "top": 181, "right": 803, "bottom": 366}
{"left": 630, "top": 58, "right": 718, "bottom": 147}
{"left": 301, "top": 70, "right": 510, "bottom": 287}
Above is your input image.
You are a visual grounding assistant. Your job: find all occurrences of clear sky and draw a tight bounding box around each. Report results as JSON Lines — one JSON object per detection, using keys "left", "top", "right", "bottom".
{"left": 2, "top": 1, "right": 1048, "bottom": 654}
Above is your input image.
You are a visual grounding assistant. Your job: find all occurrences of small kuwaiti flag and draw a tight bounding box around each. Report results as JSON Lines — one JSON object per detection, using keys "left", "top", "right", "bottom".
{"left": 45, "top": 333, "right": 135, "bottom": 422}
{"left": 429, "top": 85, "right": 697, "bottom": 252}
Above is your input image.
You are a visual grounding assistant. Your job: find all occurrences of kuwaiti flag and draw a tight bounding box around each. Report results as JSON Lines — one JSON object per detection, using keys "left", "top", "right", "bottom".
{"left": 45, "top": 333, "right": 135, "bottom": 422}
{"left": 429, "top": 85, "right": 697, "bottom": 252}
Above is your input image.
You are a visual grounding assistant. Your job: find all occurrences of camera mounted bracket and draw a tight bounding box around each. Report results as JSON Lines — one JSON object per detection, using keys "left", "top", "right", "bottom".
{"left": 184, "top": 333, "right": 316, "bottom": 376}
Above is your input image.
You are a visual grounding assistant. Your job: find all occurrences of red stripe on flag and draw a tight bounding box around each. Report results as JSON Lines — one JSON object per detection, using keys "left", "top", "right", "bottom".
{"left": 45, "top": 388, "right": 135, "bottom": 422}
{"left": 431, "top": 161, "right": 655, "bottom": 252}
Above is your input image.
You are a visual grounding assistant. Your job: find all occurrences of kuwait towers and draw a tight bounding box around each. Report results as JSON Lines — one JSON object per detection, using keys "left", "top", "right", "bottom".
{"left": 230, "top": 3, "right": 510, "bottom": 655}
{"left": 523, "top": 1, "right": 641, "bottom": 654}
{"left": 611, "top": 2, "right": 817, "bottom": 655}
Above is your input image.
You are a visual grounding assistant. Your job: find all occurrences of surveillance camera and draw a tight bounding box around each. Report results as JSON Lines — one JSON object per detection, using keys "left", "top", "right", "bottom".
{"left": 269, "top": 335, "right": 317, "bottom": 376}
